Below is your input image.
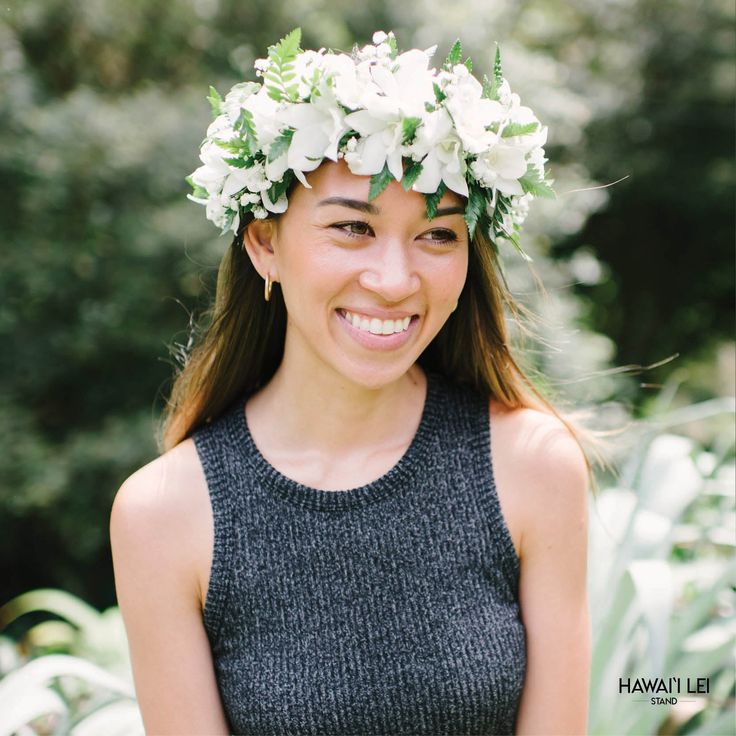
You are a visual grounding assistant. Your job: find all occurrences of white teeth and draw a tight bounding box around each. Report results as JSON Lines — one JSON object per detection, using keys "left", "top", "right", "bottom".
{"left": 341, "top": 309, "right": 413, "bottom": 335}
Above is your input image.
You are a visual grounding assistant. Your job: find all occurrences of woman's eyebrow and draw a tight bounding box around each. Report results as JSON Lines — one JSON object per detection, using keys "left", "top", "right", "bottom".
{"left": 317, "top": 197, "right": 379, "bottom": 214}
{"left": 316, "top": 196, "right": 465, "bottom": 219}
{"left": 434, "top": 205, "right": 465, "bottom": 217}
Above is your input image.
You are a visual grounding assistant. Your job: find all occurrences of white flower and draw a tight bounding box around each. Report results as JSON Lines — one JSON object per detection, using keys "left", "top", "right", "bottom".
{"left": 240, "top": 86, "right": 283, "bottom": 151}
{"left": 372, "top": 30, "right": 388, "bottom": 44}
{"left": 221, "top": 160, "right": 270, "bottom": 197}
{"left": 321, "top": 55, "right": 377, "bottom": 109}
{"left": 443, "top": 71, "right": 505, "bottom": 155}
{"left": 409, "top": 108, "right": 468, "bottom": 197}
{"left": 470, "top": 141, "right": 527, "bottom": 195}
{"left": 261, "top": 188, "right": 288, "bottom": 214}
{"left": 340, "top": 50, "right": 435, "bottom": 180}
{"left": 190, "top": 141, "right": 231, "bottom": 196}
{"left": 222, "top": 82, "right": 260, "bottom": 125}
{"left": 205, "top": 193, "right": 237, "bottom": 230}
{"left": 278, "top": 85, "right": 348, "bottom": 186}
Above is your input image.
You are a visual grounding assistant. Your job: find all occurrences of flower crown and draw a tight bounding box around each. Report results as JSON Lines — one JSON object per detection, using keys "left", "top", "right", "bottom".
{"left": 187, "top": 29, "right": 554, "bottom": 261}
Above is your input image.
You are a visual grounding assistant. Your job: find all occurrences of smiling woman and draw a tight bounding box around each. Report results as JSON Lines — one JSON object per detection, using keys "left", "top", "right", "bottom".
{"left": 110, "top": 29, "right": 592, "bottom": 736}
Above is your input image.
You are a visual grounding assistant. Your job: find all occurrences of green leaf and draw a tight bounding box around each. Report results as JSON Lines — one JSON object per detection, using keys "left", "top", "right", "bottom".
{"left": 267, "top": 170, "right": 294, "bottom": 202}
{"left": 268, "top": 129, "right": 294, "bottom": 162}
{"left": 368, "top": 162, "right": 393, "bottom": 201}
{"left": 401, "top": 116, "right": 422, "bottom": 145}
{"left": 266, "top": 28, "right": 303, "bottom": 103}
{"left": 386, "top": 34, "right": 398, "bottom": 59}
{"left": 464, "top": 184, "right": 487, "bottom": 239}
{"left": 464, "top": 57, "right": 473, "bottom": 72}
{"left": 233, "top": 108, "right": 258, "bottom": 154}
{"left": 423, "top": 181, "right": 447, "bottom": 220}
{"left": 213, "top": 138, "right": 250, "bottom": 155}
{"left": 432, "top": 83, "right": 446, "bottom": 104}
{"left": 481, "top": 73, "right": 498, "bottom": 101}
{"left": 268, "top": 28, "right": 302, "bottom": 67}
{"left": 206, "top": 86, "right": 222, "bottom": 117}
{"left": 501, "top": 122, "right": 539, "bottom": 138}
{"left": 401, "top": 160, "right": 424, "bottom": 190}
{"left": 493, "top": 44, "right": 503, "bottom": 85}
{"left": 445, "top": 39, "right": 462, "bottom": 69}
{"left": 519, "top": 164, "right": 556, "bottom": 198}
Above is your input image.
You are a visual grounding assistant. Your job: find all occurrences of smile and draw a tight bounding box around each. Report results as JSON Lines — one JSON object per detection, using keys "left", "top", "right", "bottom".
{"left": 337, "top": 309, "right": 413, "bottom": 335}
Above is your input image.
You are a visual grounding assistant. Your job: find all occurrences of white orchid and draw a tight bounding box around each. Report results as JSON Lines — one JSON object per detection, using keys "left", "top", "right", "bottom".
{"left": 409, "top": 108, "right": 468, "bottom": 197}
{"left": 279, "top": 84, "right": 348, "bottom": 186}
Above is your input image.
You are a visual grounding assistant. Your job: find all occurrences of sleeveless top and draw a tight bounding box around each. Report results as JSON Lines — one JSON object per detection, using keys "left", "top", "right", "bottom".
{"left": 192, "top": 370, "right": 526, "bottom": 736}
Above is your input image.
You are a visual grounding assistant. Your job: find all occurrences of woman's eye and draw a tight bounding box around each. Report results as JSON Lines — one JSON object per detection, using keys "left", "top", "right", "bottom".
{"left": 424, "top": 229, "right": 459, "bottom": 245}
{"left": 332, "top": 221, "right": 373, "bottom": 238}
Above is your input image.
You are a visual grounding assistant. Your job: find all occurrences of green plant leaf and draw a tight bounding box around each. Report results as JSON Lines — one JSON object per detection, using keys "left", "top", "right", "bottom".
{"left": 423, "top": 181, "right": 447, "bottom": 220}
{"left": 234, "top": 108, "right": 258, "bottom": 155}
{"left": 265, "top": 28, "right": 303, "bottom": 103}
{"left": 481, "top": 73, "right": 498, "bottom": 101}
{"left": 493, "top": 44, "right": 503, "bottom": 85}
{"left": 432, "top": 82, "right": 446, "bottom": 104}
{"left": 401, "top": 116, "right": 422, "bottom": 144}
{"left": 502, "top": 122, "right": 539, "bottom": 138}
{"left": 368, "top": 162, "right": 393, "bottom": 201}
{"left": 268, "top": 129, "right": 294, "bottom": 163}
{"left": 206, "top": 86, "right": 222, "bottom": 117}
{"left": 464, "top": 184, "right": 487, "bottom": 239}
{"left": 401, "top": 160, "right": 424, "bottom": 190}
{"left": 519, "top": 164, "right": 555, "bottom": 198}
{"left": 445, "top": 39, "right": 462, "bottom": 69}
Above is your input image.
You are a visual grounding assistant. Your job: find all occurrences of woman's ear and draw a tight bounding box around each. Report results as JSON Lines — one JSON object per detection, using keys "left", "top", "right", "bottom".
{"left": 242, "top": 218, "right": 279, "bottom": 281}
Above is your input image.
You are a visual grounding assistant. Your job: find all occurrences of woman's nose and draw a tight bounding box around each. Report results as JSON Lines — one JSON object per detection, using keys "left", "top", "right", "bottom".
{"left": 357, "top": 240, "right": 421, "bottom": 302}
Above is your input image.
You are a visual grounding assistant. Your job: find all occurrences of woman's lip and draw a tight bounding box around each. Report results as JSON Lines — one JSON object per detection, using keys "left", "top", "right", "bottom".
{"left": 338, "top": 307, "right": 418, "bottom": 320}
{"left": 335, "top": 308, "right": 419, "bottom": 351}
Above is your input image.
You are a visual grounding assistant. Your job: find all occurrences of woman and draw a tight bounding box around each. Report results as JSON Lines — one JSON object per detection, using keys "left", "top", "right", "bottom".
{"left": 111, "top": 30, "right": 591, "bottom": 735}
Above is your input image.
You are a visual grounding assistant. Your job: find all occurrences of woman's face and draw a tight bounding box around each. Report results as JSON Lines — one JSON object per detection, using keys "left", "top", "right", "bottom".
{"left": 249, "top": 159, "right": 469, "bottom": 389}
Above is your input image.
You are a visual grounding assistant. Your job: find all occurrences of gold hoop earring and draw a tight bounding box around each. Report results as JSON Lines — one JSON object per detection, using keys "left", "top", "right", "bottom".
{"left": 264, "top": 273, "right": 273, "bottom": 302}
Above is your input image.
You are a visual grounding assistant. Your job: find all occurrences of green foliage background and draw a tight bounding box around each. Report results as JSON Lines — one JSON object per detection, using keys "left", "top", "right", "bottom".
{"left": 0, "top": 0, "right": 733, "bottom": 618}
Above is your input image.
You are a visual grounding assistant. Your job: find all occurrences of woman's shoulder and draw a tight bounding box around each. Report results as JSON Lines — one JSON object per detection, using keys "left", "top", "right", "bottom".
{"left": 110, "top": 438, "right": 213, "bottom": 610}
{"left": 488, "top": 398, "right": 589, "bottom": 561}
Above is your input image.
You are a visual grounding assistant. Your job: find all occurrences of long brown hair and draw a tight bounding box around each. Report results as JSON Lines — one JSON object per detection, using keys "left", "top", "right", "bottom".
{"left": 159, "top": 207, "right": 612, "bottom": 493}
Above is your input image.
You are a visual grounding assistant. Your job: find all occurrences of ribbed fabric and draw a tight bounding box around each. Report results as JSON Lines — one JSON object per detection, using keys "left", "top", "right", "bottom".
{"left": 192, "top": 370, "right": 526, "bottom": 736}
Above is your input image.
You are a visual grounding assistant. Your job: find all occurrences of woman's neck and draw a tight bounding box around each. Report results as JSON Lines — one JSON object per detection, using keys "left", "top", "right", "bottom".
{"left": 246, "top": 359, "right": 427, "bottom": 459}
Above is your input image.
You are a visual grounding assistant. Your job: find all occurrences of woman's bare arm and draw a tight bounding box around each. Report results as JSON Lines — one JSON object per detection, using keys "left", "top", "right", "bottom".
{"left": 110, "top": 440, "right": 231, "bottom": 735}
{"left": 506, "top": 413, "right": 591, "bottom": 735}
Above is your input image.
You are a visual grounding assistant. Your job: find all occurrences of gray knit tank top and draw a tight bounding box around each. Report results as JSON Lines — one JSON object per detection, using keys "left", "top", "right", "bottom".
{"left": 192, "top": 370, "right": 526, "bottom": 736}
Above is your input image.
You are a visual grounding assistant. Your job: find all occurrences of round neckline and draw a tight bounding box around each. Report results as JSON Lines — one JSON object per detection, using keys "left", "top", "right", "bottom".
{"left": 232, "top": 370, "right": 441, "bottom": 511}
